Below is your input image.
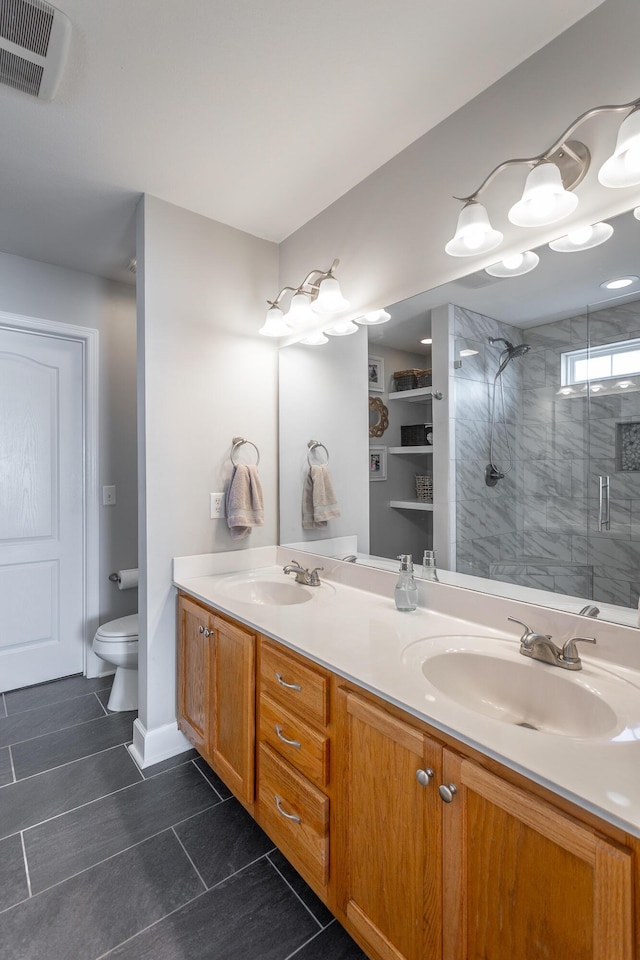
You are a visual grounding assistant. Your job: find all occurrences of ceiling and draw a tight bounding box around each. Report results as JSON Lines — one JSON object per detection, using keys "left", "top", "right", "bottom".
{"left": 0, "top": 0, "right": 605, "bottom": 285}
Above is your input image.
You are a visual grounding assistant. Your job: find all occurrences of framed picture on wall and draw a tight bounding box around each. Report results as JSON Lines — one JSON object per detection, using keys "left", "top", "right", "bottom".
{"left": 369, "top": 446, "right": 387, "bottom": 481}
{"left": 368, "top": 355, "right": 384, "bottom": 393}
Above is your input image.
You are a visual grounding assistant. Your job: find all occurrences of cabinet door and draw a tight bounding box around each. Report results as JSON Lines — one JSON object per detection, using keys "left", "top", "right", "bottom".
{"left": 442, "top": 751, "right": 634, "bottom": 960}
{"left": 211, "top": 616, "right": 256, "bottom": 806}
{"left": 336, "top": 689, "right": 442, "bottom": 960}
{"left": 177, "top": 595, "right": 211, "bottom": 754}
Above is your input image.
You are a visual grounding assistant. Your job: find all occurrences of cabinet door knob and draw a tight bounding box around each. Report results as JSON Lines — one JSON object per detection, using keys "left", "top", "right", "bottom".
{"left": 274, "top": 794, "right": 301, "bottom": 823}
{"left": 275, "top": 724, "right": 301, "bottom": 749}
{"left": 416, "top": 768, "right": 434, "bottom": 787}
{"left": 438, "top": 783, "right": 457, "bottom": 803}
{"left": 275, "top": 672, "right": 302, "bottom": 691}
{"left": 203, "top": 627, "right": 212, "bottom": 637}
{"left": 198, "top": 625, "right": 205, "bottom": 633}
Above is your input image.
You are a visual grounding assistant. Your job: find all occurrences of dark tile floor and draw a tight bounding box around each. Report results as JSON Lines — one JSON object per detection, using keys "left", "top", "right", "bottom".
{"left": 0, "top": 674, "right": 366, "bottom": 960}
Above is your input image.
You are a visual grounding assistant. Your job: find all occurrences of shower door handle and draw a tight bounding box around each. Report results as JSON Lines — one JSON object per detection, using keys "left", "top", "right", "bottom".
{"left": 598, "top": 475, "right": 610, "bottom": 531}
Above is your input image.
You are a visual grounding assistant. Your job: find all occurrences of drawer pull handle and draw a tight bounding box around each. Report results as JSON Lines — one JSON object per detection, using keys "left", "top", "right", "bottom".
{"left": 275, "top": 724, "right": 301, "bottom": 749}
{"left": 275, "top": 794, "right": 301, "bottom": 823}
{"left": 275, "top": 672, "right": 302, "bottom": 692}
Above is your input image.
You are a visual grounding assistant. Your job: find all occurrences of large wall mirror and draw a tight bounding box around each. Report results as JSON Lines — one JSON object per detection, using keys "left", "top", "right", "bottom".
{"left": 279, "top": 203, "right": 640, "bottom": 627}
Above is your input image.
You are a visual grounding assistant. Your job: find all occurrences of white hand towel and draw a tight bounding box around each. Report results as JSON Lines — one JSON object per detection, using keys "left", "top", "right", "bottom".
{"left": 302, "top": 464, "right": 340, "bottom": 529}
{"left": 226, "top": 464, "right": 264, "bottom": 539}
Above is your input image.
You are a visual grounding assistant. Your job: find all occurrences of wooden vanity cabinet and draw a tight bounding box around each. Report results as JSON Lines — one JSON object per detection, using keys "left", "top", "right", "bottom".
{"left": 177, "top": 596, "right": 638, "bottom": 960}
{"left": 256, "top": 639, "right": 332, "bottom": 898}
{"left": 441, "top": 750, "right": 634, "bottom": 960}
{"left": 177, "top": 593, "right": 256, "bottom": 807}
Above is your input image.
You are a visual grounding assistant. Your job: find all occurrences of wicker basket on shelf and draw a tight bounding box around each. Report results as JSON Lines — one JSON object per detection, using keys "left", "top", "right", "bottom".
{"left": 415, "top": 475, "right": 433, "bottom": 502}
{"left": 393, "top": 368, "right": 431, "bottom": 392}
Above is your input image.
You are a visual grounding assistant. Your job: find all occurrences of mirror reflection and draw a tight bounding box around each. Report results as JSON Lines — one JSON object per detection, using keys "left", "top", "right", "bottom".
{"left": 279, "top": 205, "right": 640, "bottom": 626}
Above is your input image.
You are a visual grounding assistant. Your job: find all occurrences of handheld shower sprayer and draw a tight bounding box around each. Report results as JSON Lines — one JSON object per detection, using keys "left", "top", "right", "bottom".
{"left": 485, "top": 336, "right": 531, "bottom": 485}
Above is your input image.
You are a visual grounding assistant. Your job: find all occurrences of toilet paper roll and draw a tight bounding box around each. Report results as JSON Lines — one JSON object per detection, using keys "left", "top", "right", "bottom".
{"left": 116, "top": 568, "right": 138, "bottom": 590}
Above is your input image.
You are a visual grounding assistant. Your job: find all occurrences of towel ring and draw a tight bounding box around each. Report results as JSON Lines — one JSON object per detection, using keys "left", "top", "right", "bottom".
{"left": 307, "top": 440, "right": 329, "bottom": 465}
{"left": 231, "top": 436, "right": 260, "bottom": 467}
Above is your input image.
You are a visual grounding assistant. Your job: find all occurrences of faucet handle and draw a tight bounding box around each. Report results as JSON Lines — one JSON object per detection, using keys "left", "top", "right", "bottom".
{"left": 309, "top": 566, "right": 324, "bottom": 586}
{"left": 561, "top": 635, "right": 596, "bottom": 664}
{"left": 507, "top": 616, "right": 533, "bottom": 636}
{"left": 507, "top": 616, "right": 552, "bottom": 647}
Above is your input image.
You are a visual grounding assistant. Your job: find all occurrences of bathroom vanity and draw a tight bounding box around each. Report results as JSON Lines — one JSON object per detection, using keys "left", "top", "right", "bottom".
{"left": 174, "top": 552, "right": 640, "bottom": 960}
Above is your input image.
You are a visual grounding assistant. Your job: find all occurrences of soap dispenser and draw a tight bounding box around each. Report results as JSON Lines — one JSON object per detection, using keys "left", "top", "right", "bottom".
{"left": 395, "top": 554, "right": 418, "bottom": 611}
{"left": 422, "top": 549, "right": 439, "bottom": 582}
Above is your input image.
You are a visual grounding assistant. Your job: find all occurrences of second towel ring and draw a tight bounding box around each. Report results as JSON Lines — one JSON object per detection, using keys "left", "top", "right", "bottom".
{"left": 307, "top": 440, "right": 329, "bottom": 465}
{"left": 231, "top": 436, "right": 260, "bottom": 467}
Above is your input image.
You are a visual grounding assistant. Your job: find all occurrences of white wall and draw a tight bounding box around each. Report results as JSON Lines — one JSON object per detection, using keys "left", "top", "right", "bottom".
{"left": 279, "top": 328, "right": 369, "bottom": 549}
{"left": 0, "top": 251, "right": 138, "bottom": 626}
{"left": 135, "top": 195, "right": 278, "bottom": 761}
{"left": 278, "top": 0, "right": 640, "bottom": 318}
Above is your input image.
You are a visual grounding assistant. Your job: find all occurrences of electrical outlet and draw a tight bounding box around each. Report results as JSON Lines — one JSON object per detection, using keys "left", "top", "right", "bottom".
{"left": 210, "top": 492, "right": 225, "bottom": 519}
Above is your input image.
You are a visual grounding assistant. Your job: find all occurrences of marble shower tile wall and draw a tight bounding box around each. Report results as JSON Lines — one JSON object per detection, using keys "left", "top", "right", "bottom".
{"left": 452, "top": 306, "right": 527, "bottom": 577}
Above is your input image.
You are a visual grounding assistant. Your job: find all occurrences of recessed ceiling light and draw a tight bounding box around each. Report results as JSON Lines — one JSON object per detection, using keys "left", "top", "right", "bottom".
{"left": 420, "top": 338, "right": 432, "bottom": 345}
{"left": 600, "top": 275, "right": 639, "bottom": 290}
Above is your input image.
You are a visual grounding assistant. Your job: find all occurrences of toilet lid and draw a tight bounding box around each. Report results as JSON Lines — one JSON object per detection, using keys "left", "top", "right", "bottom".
{"left": 95, "top": 614, "right": 138, "bottom": 640}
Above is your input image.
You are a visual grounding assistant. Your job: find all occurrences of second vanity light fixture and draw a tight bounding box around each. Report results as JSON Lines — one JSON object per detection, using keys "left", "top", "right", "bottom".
{"left": 446, "top": 96, "right": 640, "bottom": 259}
{"left": 259, "top": 258, "right": 390, "bottom": 343}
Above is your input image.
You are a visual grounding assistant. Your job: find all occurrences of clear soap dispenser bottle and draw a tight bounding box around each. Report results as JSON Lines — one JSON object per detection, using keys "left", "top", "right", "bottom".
{"left": 422, "top": 549, "right": 439, "bottom": 582}
{"left": 395, "top": 554, "right": 418, "bottom": 611}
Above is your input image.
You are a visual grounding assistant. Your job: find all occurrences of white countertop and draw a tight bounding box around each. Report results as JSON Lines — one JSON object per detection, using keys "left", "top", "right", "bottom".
{"left": 173, "top": 546, "right": 640, "bottom": 838}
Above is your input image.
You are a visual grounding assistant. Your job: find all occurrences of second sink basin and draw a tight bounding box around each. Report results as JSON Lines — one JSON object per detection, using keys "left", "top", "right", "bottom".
{"left": 401, "top": 635, "right": 640, "bottom": 740}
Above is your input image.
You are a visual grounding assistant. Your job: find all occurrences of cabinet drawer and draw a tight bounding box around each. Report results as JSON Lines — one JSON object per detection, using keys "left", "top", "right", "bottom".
{"left": 260, "top": 641, "right": 329, "bottom": 727}
{"left": 260, "top": 694, "right": 329, "bottom": 787}
{"left": 258, "top": 743, "right": 329, "bottom": 888}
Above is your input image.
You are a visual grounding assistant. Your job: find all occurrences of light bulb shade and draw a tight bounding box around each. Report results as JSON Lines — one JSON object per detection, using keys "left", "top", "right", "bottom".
{"left": 286, "top": 291, "right": 314, "bottom": 326}
{"left": 259, "top": 306, "right": 290, "bottom": 337}
{"left": 508, "top": 162, "right": 578, "bottom": 227}
{"left": 635, "top": 206, "right": 640, "bottom": 221}
{"left": 445, "top": 202, "right": 503, "bottom": 257}
{"left": 548, "top": 221, "right": 613, "bottom": 253}
{"left": 598, "top": 108, "right": 640, "bottom": 188}
{"left": 485, "top": 250, "right": 539, "bottom": 277}
{"left": 325, "top": 320, "right": 359, "bottom": 336}
{"left": 356, "top": 309, "right": 391, "bottom": 325}
{"left": 300, "top": 330, "right": 329, "bottom": 345}
{"left": 311, "top": 276, "right": 350, "bottom": 314}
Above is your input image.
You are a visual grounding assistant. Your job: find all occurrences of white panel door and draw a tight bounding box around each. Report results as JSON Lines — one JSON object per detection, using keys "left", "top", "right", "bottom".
{"left": 0, "top": 329, "right": 85, "bottom": 691}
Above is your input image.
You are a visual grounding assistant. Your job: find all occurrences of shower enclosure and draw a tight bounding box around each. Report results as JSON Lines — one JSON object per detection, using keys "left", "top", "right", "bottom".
{"left": 450, "top": 294, "right": 640, "bottom": 610}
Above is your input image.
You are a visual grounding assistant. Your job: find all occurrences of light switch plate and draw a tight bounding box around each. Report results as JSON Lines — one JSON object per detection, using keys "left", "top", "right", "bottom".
{"left": 103, "top": 485, "right": 116, "bottom": 506}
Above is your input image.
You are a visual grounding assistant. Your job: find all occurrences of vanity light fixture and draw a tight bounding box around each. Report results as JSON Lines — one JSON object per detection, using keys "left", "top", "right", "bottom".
{"left": 549, "top": 221, "right": 613, "bottom": 253}
{"left": 445, "top": 96, "right": 640, "bottom": 258}
{"left": 421, "top": 337, "right": 433, "bottom": 345}
{"left": 355, "top": 309, "right": 391, "bottom": 325}
{"left": 635, "top": 206, "right": 640, "bottom": 220}
{"left": 326, "top": 319, "right": 359, "bottom": 336}
{"left": 260, "top": 259, "right": 350, "bottom": 337}
{"left": 299, "top": 330, "right": 329, "bottom": 346}
{"left": 485, "top": 250, "right": 539, "bottom": 278}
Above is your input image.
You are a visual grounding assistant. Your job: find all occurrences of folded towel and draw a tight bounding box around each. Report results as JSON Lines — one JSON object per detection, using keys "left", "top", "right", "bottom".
{"left": 302, "top": 464, "right": 340, "bottom": 529}
{"left": 226, "top": 464, "right": 264, "bottom": 539}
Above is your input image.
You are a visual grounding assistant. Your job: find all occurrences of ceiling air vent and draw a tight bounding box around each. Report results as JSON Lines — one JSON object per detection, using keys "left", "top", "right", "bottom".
{"left": 0, "top": 0, "right": 71, "bottom": 100}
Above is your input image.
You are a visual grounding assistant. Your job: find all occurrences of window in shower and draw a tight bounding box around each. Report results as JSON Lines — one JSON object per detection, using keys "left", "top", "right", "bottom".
{"left": 561, "top": 337, "right": 640, "bottom": 389}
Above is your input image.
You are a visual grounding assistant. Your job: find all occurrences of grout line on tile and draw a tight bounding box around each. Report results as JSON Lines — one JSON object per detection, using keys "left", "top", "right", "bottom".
{"left": 0, "top": 742, "right": 138, "bottom": 793}
{"left": 95, "top": 692, "right": 110, "bottom": 717}
{"left": 138, "top": 753, "right": 198, "bottom": 781}
{"left": 3, "top": 685, "right": 113, "bottom": 719}
{"left": 266, "top": 852, "right": 324, "bottom": 931}
{"left": 0, "top": 707, "right": 120, "bottom": 751}
{"left": 190, "top": 758, "right": 225, "bottom": 801}
{"left": 170, "top": 826, "right": 208, "bottom": 891}
{"left": 19, "top": 831, "right": 32, "bottom": 898}
{"left": 282, "top": 923, "right": 330, "bottom": 960}
{"left": 7, "top": 744, "right": 17, "bottom": 783}
{"left": 205, "top": 852, "right": 278, "bottom": 892}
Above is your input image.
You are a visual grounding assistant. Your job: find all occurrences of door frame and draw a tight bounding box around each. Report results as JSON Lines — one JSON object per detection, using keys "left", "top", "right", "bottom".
{"left": 0, "top": 310, "right": 100, "bottom": 678}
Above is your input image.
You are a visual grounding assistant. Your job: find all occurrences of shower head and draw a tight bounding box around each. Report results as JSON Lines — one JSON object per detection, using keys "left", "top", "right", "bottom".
{"left": 491, "top": 338, "right": 531, "bottom": 377}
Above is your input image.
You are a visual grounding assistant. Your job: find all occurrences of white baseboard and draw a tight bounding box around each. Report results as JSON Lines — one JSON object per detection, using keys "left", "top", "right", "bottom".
{"left": 128, "top": 717, "right": 192, "bottom": 769}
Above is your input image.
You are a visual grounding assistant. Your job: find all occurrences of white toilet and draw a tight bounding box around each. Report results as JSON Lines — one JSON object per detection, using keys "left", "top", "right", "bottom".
{"left": 93, "top": 614, "right": 139, "bottom": 711}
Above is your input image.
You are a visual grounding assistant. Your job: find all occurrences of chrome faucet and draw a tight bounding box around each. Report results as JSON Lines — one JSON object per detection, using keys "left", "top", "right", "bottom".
{"left": 282, "top": 560, "right": 324, "bottom": 586}
{"left": 507, "top": 617, "right": 596, "bottom": 671}
{"left": 579, "top": 604, "right": 600, "bottom": 618}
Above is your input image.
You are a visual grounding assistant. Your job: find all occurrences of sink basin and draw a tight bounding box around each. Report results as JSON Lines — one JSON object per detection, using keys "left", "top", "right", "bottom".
{"left": 216, "top": 570, "right": 334, "bottom": 606}
{"left": 401, "top": 635, "right": 640, "bottom": 740}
